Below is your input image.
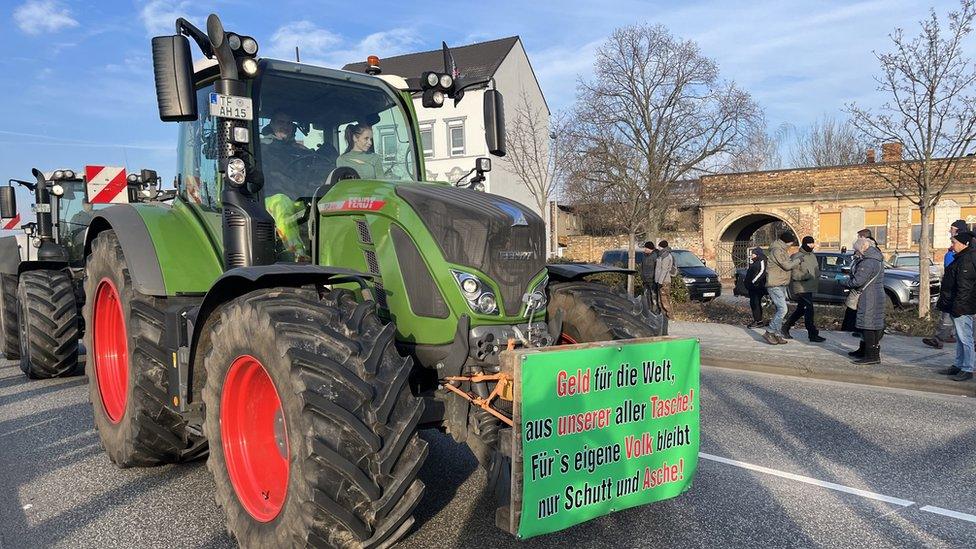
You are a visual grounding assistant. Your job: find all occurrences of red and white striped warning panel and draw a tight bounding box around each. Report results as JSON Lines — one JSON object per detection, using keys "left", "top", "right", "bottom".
{"left": 85, "top": 166, "right": 129, "bottom": 204}
{"left": 1, "top": 214, "right": 20, "bottom": 230}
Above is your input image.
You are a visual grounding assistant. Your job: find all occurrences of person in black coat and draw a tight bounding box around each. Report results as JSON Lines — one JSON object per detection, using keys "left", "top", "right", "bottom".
{"left": 744, "top": 247, "right": 767, "bottom": 328}
{"left": 936, "top": 231, "right": 976, "bottom": 381}
{"left": 639, "top": 241, "right": 658, "bottom": 312}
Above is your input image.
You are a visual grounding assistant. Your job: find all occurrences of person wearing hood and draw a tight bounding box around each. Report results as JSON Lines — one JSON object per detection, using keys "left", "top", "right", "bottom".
{"left": 654, "top": 241, "right": 678, "bottom": 319}
{"left": 783, "top": 236, "right": 826, "bottom": 342}
{"left": 936, "top": 230, "right": 976, "bottom": 381}
{"left": 924, "top": 219, "right": 972, "bottom": 349}
{"left": 764, "top": 231, "right": 802, "bottom": 345}
{"left": 843, "top": 238, "right": 886, "bottom": 365}
{"left": 744, "top": 247, "right": 767, "bottom": 328}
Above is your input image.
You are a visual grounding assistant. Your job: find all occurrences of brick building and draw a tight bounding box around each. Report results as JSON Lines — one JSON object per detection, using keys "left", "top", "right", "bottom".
{"left": 700, "top": 143, "right": 976, "bottom": 278}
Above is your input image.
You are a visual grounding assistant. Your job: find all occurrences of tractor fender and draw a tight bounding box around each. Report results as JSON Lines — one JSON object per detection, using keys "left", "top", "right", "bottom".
{"left": 547, "top": 262, "right": 635, "bottom": 282}
{"left": 0, "top": 236, "right": 21, "bottom": 275}
{"left": 185, "top": 264, "right": 375, "bottom": 400}
{"left": 84, "top": 206, "right": 167, "bottom": 296}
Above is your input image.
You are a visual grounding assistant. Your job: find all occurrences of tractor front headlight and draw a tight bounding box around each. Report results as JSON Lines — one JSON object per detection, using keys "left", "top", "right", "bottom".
{"left": 477, "top": 293, "right": 497, "bottom": 314}
{"left": 452, "top": 270, "right": 498, "bottom": 315}
{"left": 51, "top": 184, "right": 64, "bottom": 197}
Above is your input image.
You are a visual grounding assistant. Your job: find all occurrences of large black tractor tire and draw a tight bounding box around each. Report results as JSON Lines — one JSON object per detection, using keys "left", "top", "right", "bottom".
{"left": 16, "top": 270, "right": 80, "bottom": 378}
{"left": 84, "top": 230, "right": 204, "bottom": 466}
{"left": 548, "top": 281, "right": 661, "bottom": 343}
{"left": 0, "top": 273, "right": 20, "bottom": 359}
{"left": 203, "top": 287, "right": 427, "bottom": 548}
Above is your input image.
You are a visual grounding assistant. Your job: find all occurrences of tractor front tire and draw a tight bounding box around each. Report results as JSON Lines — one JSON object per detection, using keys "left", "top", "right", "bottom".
{"left": 548, "top": 281, "right": 659, "bottom": 343}
{"left": 84, "top": 230, "right": 203, "bottom": 466}
{"left": 0, "top": 273, "right": 20, "bottom": 359}
{"left": 203, "top": 287, "right": 427, "bottom": 548}
{"left": 16, "top": 270, "right": 80, "bottom": 378}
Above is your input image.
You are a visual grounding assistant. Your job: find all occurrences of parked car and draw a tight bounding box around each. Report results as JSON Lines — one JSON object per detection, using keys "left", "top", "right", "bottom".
{"left": 888, "top": 251, "right": 942, "bottom": 276}
{"left": 601, "top": 248, "right": 722, "bottom": 301}
{"left": 733, "top": 251, "right": 939, "bottom": 308}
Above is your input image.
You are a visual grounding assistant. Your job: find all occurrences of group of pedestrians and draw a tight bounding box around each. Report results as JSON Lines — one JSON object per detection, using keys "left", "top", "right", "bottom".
{"left": 640, "top": 240, "right": 678, "bottom": 320}
{"left": 754, "top": 232, "right": 828, "bottom": 346}
{"left": 934, "top": 221, "right": 976, "bottom": 382}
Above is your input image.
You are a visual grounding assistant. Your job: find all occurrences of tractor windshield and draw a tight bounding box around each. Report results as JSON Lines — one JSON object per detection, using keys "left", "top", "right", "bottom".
{"left": 256, "top": 71, "right": 419, "bottom": 201}
{"left": 57, "top": 179, "right": 104, "bottom": 261}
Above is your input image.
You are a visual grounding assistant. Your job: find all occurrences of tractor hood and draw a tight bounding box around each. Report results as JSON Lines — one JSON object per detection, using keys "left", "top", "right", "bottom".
{"left": 395, "top": 184, "right": 545, "bottom": 316}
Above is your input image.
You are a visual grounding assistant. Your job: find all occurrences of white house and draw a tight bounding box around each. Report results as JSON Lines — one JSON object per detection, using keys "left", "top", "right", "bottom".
{"left": 344, "top": 36, "right": 551, "bottom": 230}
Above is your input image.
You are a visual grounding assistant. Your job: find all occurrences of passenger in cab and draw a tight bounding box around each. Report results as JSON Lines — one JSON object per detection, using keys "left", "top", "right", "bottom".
{"left": 337, "top": 123, "right": 385, "bottom": 179}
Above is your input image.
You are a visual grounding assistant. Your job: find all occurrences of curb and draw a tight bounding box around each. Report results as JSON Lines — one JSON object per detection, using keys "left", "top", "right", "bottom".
{"left": 702, "top": 355, "right": 976, "bottom": 397}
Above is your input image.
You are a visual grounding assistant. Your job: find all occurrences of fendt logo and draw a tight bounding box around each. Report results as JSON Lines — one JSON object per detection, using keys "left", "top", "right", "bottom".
{"left": 499, "top": 250, "right": 537, "bottom": 260}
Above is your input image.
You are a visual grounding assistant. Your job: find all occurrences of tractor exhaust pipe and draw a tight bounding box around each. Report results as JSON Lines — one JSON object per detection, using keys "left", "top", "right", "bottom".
{"left": 30, "top": 168, "right": 67, "bottom": 262}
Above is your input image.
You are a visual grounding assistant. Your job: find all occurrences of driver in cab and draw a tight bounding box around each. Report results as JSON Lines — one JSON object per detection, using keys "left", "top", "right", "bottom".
{"left": 260, "top": 111, "right": 315, "bottom": 261}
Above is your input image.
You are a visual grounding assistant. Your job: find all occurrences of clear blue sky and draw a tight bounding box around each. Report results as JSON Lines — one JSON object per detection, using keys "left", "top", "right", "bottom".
{"left": 0, "top": 0, "right": 966, "bottom": 227}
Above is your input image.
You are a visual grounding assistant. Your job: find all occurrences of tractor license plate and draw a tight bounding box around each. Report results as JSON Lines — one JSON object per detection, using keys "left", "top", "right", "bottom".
{"left": 32, "top": 203, "right": 51, "bottom": 213}
{"left": 703, "top": 292, "right": 716, "bottom": 297}
{"left": 209, "top": 93, "right": 253, "bottom": 121}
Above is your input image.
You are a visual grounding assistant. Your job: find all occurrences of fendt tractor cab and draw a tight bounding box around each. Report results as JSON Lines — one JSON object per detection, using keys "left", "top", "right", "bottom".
{"left": 0, "top": 167, "right": 168, "bottom": 378}
{"left": 78, "top": 14, "right": 667, "bottom": 546}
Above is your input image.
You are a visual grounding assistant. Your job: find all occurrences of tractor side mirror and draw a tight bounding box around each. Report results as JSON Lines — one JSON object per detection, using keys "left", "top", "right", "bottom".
{"left": 151, "top": 35, "right": 198, "bottom": 122}
{"left": 141, "top": 169, "right": 159, "bottom": 187}
{"left": 0, "top": 187, "right": 16, "bottom": 219}
{"left": 484, "top": 89, "right": 506, "bottom": 157}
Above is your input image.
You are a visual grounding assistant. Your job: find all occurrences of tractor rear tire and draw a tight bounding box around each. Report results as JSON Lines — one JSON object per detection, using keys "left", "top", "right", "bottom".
{"left": 16, "top": 270, "right": 80, "bottom": 378}
{"left": 548, "top": 281, "right": 659, "bottom": 343}
{"left": 202, "top": 287, "right": 427, "bottom": 548}
{"left": 0, "top": 273, "right": 20, "bottom": 359}
{"left": 84, "top": 230, "right": 203, "bottom": 467}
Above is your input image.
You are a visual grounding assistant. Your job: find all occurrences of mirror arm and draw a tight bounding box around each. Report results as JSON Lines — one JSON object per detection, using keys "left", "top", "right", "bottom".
{"left": 7, "top": 179, "right": 35, "bottom": 192}
{"left": 175, "top": 17, "right": 214, "bottom": 58}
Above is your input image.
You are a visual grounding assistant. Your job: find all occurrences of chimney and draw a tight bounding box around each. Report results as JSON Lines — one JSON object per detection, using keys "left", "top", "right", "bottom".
{"left": 881, "top": 142, "right": 902, "bottom": 162}
{"left": 866, "top": 148, "right": 876, "bottom": 163}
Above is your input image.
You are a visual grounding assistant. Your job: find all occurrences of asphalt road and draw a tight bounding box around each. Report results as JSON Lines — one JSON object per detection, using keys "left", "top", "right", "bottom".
{"left": 1, "top": 358, "right": 974, "bottom": 548}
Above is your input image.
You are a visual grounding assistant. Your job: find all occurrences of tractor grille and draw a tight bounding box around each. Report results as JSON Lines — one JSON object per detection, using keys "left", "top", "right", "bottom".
{"left": 395, "top": 185, "right": 544, "bottom": 316}
{"left": 356, "top": 220, "right": 373, "bottom": 244}
{"left": 364, "top": 249, "right": 380, "bottom": 275}
{"left": 373, "top": 280, "right": 389, "bottom": 310}
{"left": 391, "top": 224, "right": 449, "bottom": 318}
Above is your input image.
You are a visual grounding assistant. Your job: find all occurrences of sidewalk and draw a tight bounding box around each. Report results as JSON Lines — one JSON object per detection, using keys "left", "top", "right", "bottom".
{"left": 670, "top": 321, "right": 976, "bottom": 397}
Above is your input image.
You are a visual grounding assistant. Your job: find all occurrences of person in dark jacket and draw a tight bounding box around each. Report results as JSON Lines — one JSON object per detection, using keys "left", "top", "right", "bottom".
{"left": 783, "top": 236, "right": 826, "bottom": 342}
{"left": 924, "top": 219, "right": 972, "bottom": 349}
{"left": 744, "top": 247, "right": 767, "bottom": 328}
{"left": 936, "top": 231, "right": 976, "bottom": 381}
{"left": 640, "top": 241, "right": 658, "bottom": 312}
{"left": 843, "top": 238, "right": 886, "bottom": 365}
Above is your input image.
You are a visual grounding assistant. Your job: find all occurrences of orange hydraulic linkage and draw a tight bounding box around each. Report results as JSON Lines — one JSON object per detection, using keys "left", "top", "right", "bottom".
{"left": 441, "top": 373, "right": 514, "bottom": 427}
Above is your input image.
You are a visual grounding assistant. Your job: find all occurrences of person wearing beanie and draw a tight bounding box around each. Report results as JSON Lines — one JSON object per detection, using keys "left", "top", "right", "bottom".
{"left": 763, "top": 231, "right": 801, "bottom": 345}
{"left": 843, "top": 237, "right": 886, "bottom": 364}
{"left": 936, "top": 230, "right": 976, "bottom": 381}
{"left": 783, "top": 236, "right": 826, "bottom": 342}
{"left": 639, "top": 241, "right": 659, "bottom": 312}
{"left": 924, "top": 219, "right": 972, "bottom": 349}
{"left": 744, "top": 247, "right": 767, "bottom": 328}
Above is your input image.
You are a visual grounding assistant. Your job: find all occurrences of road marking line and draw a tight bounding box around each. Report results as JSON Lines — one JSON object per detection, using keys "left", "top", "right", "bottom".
{"left": 919, "top": 505, "right": 976, "bottom": 524}
{"left": 698, "top": 452, "right": 915, "bottom": 507}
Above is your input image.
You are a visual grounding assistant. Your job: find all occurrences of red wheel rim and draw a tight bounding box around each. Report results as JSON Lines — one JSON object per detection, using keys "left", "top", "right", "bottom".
{"left": 221, "top": 355, "right": 290, "bottom": 522}
{"left": 93, "top": 278, "right": 128, "bottom": 423}
{"left": 559, "top": 332, "right": 579, "bottom": 345}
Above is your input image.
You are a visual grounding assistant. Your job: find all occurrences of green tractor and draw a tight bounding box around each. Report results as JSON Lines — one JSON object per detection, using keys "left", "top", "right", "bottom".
{"left": 80, "top": 14, "right": 663, "bottom": 546}
{"left": 0, "top": 167, "right": 167, "bottom": 377}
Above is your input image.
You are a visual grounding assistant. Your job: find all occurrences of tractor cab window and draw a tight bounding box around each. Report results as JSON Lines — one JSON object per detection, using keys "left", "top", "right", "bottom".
{"left": 257, "top": 72, "right": 418, "bottom": 202}
{"left": 176, "top": 85, "right": 222, "bottom": 211}
{"left": 57, "top": 180, "right": 104, "bottom": 260}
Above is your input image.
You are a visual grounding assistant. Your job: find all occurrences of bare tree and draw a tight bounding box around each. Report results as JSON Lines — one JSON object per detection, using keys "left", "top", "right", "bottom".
{"left": 501, "top": 91, "right": 569, "bottom": 256}
{"left": 726, "top": 119, "right": 785, "bottom": 173}
{"left": 788, "top": 115, "right": 864, "bottom": 167}
{"left": 571, "top": 23, "right": 762, "bottom": 294}
{"left": 848, "top": 0, "right": 976, "bottom": 316}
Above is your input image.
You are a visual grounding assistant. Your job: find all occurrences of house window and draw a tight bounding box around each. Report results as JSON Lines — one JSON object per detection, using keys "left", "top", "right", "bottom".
{"left": 961, "top": 206, "right": 976, "bottom": 229}
{"left": 447, "top": 119, "right": 465, "bottom": 157}
{"left": 378, "top": 127, "right": 397, "bottom": 165}
{"left": 419, "top": 122, "right": 434, "bottom": 159}
{"left": 818, "top": 212, "right": 841, "bottom": 250}
{"left": 865, "top": 210, "right": 888, "bottom": 247}
{"left": 911, "top": 209, "right": 935, "bottom": 245}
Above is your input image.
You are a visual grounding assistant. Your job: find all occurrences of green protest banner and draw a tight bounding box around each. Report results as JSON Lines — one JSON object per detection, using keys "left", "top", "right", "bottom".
{"left": 512, "top": 337, "right": 700, "bottom": 539}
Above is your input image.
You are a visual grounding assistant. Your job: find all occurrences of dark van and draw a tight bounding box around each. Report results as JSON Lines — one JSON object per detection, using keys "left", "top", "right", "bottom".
{"left": 600, "top": 248, "right": 722, "bottom": 302}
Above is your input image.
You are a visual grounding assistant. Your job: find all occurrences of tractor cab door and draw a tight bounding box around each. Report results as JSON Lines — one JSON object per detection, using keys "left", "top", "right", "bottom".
{"left": 177, "top": 84, "right": 225, "bottom": 255}
{"left": 56, "top": 180, "right": 98, "bottom": 263}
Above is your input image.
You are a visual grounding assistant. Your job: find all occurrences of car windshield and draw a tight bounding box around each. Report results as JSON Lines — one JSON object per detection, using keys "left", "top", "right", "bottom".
{"left": 672, "top": 250, "right": 705, "bottom": 268}
{"left": 257, "top": 71, "right": 419, "bottom": 201}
